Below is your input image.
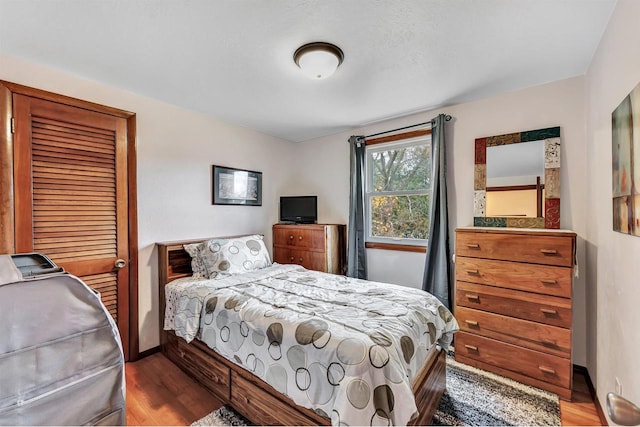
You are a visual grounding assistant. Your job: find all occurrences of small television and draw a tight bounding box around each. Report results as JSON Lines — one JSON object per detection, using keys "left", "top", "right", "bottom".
{"left": 279, "top": 196, "right": 317, "bottom": 224}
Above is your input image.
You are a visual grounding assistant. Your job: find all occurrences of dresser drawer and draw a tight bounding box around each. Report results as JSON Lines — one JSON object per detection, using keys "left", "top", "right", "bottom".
{"left": 456, "top": 256, "right": 572, "bottom": 297}
{"left": 456, "top": 231, "right": 574, "bottom": 267}
{"left": 273, "top": 247, "right": 326, "bottom": 271}
{"left": 454, "top": 332, "right": 571, "bottom": 388}
{"left": 455, "top": 306, "right": 570, "bottom": 357}
{"left": 273, "top": 227, "right": 325, "bottom": 250}
{"left": 456, "top": 281, "right": 571, "bottom": 327}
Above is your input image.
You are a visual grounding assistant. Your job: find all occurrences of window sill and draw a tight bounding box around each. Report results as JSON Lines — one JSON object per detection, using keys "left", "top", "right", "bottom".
{"left": 365, "top": 242, "right": 427, "bottom": 253}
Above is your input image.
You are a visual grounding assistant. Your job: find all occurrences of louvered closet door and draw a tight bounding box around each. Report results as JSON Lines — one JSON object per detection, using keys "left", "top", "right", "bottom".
{"left": 13, "top": 94, "right": 129, "bottom": 358}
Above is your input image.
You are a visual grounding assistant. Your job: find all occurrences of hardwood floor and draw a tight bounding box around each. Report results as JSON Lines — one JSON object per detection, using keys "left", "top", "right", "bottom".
{"left": 559, "top": 368, "right": 606, "bottom": 426}
{"left": 126, "top": 353, "right": 223, "bottom": 425}
{"left": 126, "top": 353, "right": 605, "bottom": 426}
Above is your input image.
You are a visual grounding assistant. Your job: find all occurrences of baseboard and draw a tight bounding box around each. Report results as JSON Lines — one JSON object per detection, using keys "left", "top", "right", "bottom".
{"left": 138, "top": 345, "right": 161, "bottom": 359}
{"left": 574, "top": 365, "right": 608, "bottom": 426}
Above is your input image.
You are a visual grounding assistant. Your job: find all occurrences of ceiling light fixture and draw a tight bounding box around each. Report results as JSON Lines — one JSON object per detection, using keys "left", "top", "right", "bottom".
{"left": 294, "top": 42, "right": 344, "bottom": 80}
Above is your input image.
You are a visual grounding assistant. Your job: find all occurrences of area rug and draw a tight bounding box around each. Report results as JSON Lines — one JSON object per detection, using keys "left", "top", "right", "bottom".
{"left": 431, "top": 354, "right": 560, "bottom": 426}
{"left": 191, "top": 353, "right": 560, "bottom": 426}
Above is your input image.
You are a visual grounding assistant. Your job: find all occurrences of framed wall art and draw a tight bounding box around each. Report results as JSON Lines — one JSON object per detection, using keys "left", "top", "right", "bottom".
{"left": 612, "top": 81, "right": 640, "bottom": 236}
{"left": 212, "top": 165, "right": 262, "bottom": 206}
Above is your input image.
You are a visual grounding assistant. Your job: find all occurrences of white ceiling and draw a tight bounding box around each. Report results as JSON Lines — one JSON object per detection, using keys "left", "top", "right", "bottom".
{"left": 0, "top": 0, "right": 616, "bottom": 142}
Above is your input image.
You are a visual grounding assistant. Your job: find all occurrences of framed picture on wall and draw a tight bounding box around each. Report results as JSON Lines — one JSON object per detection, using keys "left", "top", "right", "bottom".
{"left": 612, "top": 80, "right": 640, "bottom": 236}
{"left": 212, "top": 165, "right": 262, "bottom": 206}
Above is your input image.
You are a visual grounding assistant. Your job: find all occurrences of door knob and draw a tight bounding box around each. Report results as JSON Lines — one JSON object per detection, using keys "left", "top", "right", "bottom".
{"left": 115, "top": 259, "right": 127, "bottom": 269}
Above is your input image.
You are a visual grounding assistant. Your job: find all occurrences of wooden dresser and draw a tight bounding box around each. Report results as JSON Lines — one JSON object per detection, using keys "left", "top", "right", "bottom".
{"left": 272, "top": 224, "right": 346, "bottom": 274}
{"left": 454, "top": 227, "right": 576, "bottom": 400}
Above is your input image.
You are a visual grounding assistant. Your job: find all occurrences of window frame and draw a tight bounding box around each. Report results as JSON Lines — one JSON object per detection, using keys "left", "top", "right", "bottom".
{"left": 364, "top": 129, "right": 432, "bottom": 249}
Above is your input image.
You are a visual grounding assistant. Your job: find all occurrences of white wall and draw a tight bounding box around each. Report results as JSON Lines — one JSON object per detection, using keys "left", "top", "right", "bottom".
{"left": 293, "top": 76, "right": 589, "bottom": 366}
{"left": 0, "top": 55, "right": 295, "bottom": 352}
{"left": 585, "top": 0, "right": 640, "bottom": 420}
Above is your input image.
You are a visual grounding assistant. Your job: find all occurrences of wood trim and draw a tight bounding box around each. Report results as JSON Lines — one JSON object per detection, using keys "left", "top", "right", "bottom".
{"left": 13, "top": 95, "right": 34, "bottom": 253}
{"left": 574, "top": 365, "right": 609, "bottom": 426}
{"left": 593, "top": 390, "right": 609, "bottom": 426}
{"left": 537, "top": 176, "right": 543, "bottom": 218}
{"left": 127, "top": 114, "right": 140, "bottom": 361}
{"left": 0, "top": 81, "right": 134, "bottom": 119}
{"left": 486, "top": 184, "right": 543, "bottom": 192}
{"left": 365, "top": 241, "right": 427, "bottom": 253}
{"left": 365, "top": 128, "right": 431, "bottom": 145}
{"left": 0, "top": 83, "right": 14, "bottom": 253}
{"left": 138, "top": 345, "right": 160, "bottom": 360}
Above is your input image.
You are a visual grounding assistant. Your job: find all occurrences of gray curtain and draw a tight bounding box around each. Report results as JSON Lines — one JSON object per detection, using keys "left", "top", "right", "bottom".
{"left": 347, "top": 135, "right": 367, "bottom": 279}
{"left": 423, "top": 114, "right": 451, "bottom": 308}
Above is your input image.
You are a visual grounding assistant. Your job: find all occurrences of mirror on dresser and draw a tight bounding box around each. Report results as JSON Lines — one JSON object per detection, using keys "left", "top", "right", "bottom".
{"left": 474, "top": 126, "right": 561, "bottom": 228}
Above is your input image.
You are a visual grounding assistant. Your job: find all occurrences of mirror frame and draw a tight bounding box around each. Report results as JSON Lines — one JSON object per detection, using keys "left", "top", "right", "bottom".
{"left": 473, "top": 126, "right": 561, "bottom": 228}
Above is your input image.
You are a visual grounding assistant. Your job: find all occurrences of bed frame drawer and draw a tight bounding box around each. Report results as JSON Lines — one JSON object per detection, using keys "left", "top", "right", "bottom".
{"left": 456, "top": 231, "right": 574, "bottom": 267}
{"left": 164, "top": 332, "right": 231, "bottom": 402}
{"left": 455, "top": 306, "right": 571, "bottom": 357}
{"left": 455, "top": 281, "right": 571, "bottom": 328}
{"left": 455, "top": 256, "right": 572, "bottom": 297}
{"left": 231, "top": 371, "right": 321, "bottom": 426}
{"left": 454, "top": 332, "right": 571, "bottom": 389}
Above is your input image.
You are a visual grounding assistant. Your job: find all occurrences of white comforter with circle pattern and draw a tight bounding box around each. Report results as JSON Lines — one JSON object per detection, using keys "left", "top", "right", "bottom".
{"left": 164, "top": 264, "right": 458, "bottom": 426}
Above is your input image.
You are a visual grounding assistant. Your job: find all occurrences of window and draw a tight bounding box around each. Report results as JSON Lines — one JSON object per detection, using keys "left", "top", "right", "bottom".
{"left": 365, "top": 131, "right": 431, "bottom": 247}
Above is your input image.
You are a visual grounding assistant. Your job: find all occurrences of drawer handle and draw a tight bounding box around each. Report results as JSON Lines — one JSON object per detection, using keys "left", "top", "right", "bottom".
{"left": 299, "top": 235, "right": 303, "bottom": 240}
{"left": 464, "top": 344, "right": 478, "bottom": 352}
{"left": 289, "top": 235, "right": 294, "bottom": 240}
{"left": 540, "top": 279, "right": 558, "bottom": 285}
{"left": 541, "top": 339, "right": 557, "bottom": 347}
{"left": 290, "top": 256, "right": 294, "bottom": 262}
{"left": 465, "top": 320, "right": 479, "bottom": 327}
{"left": 538, "top": 365, "right": 556, "bottom": 375}
{"left": 299, "top": 257, "right": 303, "bottom": 263}
{"left": 540, "top": 249, "right": 558, "bottom": 255}
{"left": 466, "top": 294, "right": 480, "bottom": 302}
{"left": 241, "top": 395, "right": 250, "bottom": 405}
{"left": 466, "top": 269, "right": 480, "bottom": 275}
{"left": 466, "top": 243, "right": 480, "bottom": 249}
{"left": 203, "top": 371, "right": 219, "bottom": 383}
{"left": 540, "top": 308, "right": 558, "bottom": 315}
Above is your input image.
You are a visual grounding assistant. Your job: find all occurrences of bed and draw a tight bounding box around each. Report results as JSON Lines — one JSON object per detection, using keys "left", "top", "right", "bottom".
{"left": 157, "top": 235, "right": 458, "bottom": 426}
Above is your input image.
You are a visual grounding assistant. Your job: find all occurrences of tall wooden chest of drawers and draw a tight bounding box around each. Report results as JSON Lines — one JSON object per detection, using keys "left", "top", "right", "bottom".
{"left": 454, "top": 227, "right": 576, "bottom": 400}
{"left": 272, "top": 224, "right": 346, "bottom": 274}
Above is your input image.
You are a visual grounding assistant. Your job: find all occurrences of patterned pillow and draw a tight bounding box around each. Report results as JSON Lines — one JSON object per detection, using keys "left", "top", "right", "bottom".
{"left": 183, "top": 242, "right": 207, "bottom": 279}
{"left": 201, "top": 235, "right": 272, "bottom": 278}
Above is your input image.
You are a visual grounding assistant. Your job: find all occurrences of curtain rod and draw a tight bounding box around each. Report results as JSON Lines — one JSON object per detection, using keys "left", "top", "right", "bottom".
{"left": 364, "top": 114, "right": 452, "bottom": 139}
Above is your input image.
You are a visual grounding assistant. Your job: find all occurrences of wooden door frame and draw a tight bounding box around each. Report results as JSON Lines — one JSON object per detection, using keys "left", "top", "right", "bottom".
{"left": 0, "top": 80, "right": 140, "bottom": 361}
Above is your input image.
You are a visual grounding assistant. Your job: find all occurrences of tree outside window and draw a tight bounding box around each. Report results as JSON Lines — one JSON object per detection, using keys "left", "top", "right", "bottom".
{"left": 366, "top": 135, "right": 431, "bottom": 246}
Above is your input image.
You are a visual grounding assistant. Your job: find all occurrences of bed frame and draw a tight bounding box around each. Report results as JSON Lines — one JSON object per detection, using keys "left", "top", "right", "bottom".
{"left": 157, "top": 238, "right": 446, "bottom": 425}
